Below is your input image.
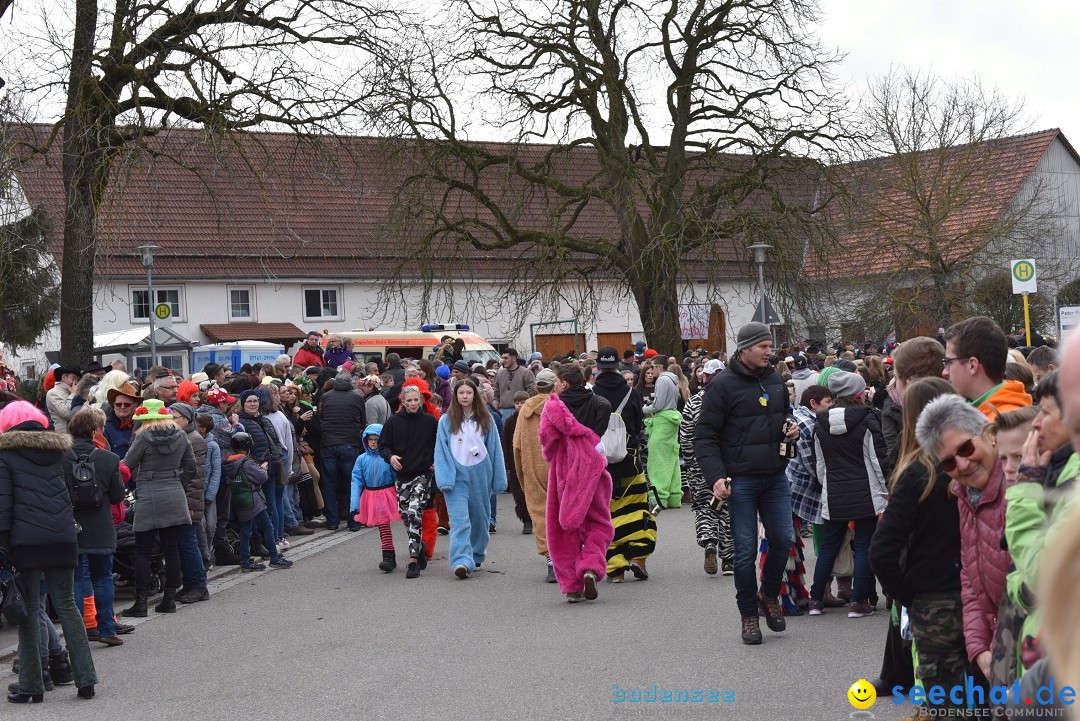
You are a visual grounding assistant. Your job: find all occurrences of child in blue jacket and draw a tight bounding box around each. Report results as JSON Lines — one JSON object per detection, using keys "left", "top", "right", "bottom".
{"left": 350, "top": 424, "right": 400, "bottom": 572}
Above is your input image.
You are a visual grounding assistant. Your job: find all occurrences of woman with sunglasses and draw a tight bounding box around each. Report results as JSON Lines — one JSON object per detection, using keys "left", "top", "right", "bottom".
{"left": 916, "top": 394, "right": 1012, "bottom": 686}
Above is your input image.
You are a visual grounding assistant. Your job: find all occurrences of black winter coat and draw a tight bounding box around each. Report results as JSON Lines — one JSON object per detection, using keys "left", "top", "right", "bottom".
{"left": 592, "top": 371, "right": 643, "bottom": 478}
{"left": 379, "top": 407, "right": 439, "bottom": 481}
{"left": 69, "top": 437, "right": 126, "bottom": 551}
{"left": 693, "top": 357, "right": 789, "bottom": 483}
{"left": 0, "top": 422, "right": 79, "bottom": 569}
{"left": 558, "top": 385, "right": 610, "bottom": 438}
{"left": 870, "top": 460, "right": 962, "bottom": 606}
{"left": 881, "top": 395, "right": 903, "bottom": 468}
{"left": 319, "top": 379, "right": 367, "bottom": 448}
{"left": 238, "top": 411, "right": 284, "bottom": 477}
{"left": 813, "top": 404, "right": 890, "bottom": 521}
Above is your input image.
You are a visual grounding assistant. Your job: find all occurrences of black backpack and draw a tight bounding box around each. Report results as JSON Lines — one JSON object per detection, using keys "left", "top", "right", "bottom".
{"left": 68, "top": 450, "right": 104, "bottom": 510}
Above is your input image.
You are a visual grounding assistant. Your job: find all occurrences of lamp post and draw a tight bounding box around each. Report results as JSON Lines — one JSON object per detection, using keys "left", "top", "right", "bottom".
{"left": 747, "top": 243, "right": 771, "bottom": 337}
{"left": 138, "top": 244, "right": 161, "bottom": 367}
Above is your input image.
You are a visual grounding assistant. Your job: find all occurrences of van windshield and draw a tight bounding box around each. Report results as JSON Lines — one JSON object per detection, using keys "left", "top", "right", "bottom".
{"left": 463, "top": 349, "right": 499, "bottom": 366}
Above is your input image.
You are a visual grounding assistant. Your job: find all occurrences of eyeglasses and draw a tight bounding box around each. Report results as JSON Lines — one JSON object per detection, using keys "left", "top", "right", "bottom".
{"left": 941, "top": 356, "right": 971, "bottom": 368}
{"left": 939, "top": 438, "right": 977, "bottom": 473}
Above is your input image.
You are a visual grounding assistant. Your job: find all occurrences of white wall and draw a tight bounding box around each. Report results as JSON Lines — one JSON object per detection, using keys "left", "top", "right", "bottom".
{"left": 8, "top": 274, "right": 763, "bottom": 378}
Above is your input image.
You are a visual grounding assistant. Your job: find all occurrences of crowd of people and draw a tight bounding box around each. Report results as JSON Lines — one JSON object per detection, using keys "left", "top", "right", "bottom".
{"left": 1, "top": 320, "right": 1079, "bottom": 717}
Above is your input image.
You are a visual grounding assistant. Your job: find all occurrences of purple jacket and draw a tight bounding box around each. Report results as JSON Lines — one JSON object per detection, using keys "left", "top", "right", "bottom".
{"left": 323, "top": 345, "right": 354, "bottom": 368}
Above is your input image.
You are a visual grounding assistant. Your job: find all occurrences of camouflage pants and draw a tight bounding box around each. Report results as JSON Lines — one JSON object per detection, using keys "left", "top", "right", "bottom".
{"left": 990, "top": 591, "right": 1025, "bottom": 687}
{"left": 397, "top": 474, "right": 432, "bottom": 560}
{"left": 909, "top": 592, "right": 967, "bottom": 708}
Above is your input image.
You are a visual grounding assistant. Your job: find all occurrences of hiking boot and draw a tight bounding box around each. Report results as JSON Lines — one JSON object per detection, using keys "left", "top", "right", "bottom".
{"left": 49, "top": 651, "right": 73, "bottom": 685}
{"left": 583, "top": 570, "right": 599, "bottom": 600}
{"left": 406, "top": 562, "right": 420, "bottom": 579}
{"left": 378, "top": 550, "right": 397, "bottom": 573}
{"left": 629, "top": 559, "right": 648, "bottom": 580}
{"left": 178, "top": 587, "right": 209, "bottom": 604}
{"left": 155, "top": 588, "right": 177, "bottom": 613}
{"left": 703, "top": 545, "right": 718, "bottom": 575}
{"left": 721, "top": 559, "right": 734, "bottom": 576}
{"left": 114, "top": 622, "right": 135, "bottom": 635}
{"left": 522, "top": 520, "right": 533, "bottom": 534}
{"left": 269, "top": 557, "right": 293, "bottom": 569}
{"left": 241, "top": 560, "right": 266, "bottom": 572}
{"left": 566, "top": 592, "right": 585, "bottom": 603}
{"left": 741, "top": 615, "right": 762, "bottom": 645}
{"left": 808, "top": 599, "right": 824, "bottom": 616}
{"left": 545, "top": 558, "right": 556, "bottom": 583}
{"left": 758, "top": 591, "right": 786, "bottom": 632}
{"left": 823, "top": 589, "right": 846, "bottom": 607}
{"left": 836, "top": 576, "right": 852, "bottom": 602}
{"left": 847, "top": 601, "right": 875, "bottom": 618}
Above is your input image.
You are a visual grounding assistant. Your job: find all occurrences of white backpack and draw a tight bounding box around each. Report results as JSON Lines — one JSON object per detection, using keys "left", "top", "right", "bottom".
{"left": 601, "top": 388, "right": 634, "bottom": 464}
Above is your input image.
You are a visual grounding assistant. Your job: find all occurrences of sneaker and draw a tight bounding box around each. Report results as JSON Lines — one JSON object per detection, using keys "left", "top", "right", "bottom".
{"left": 649, "top": 501, "right": 662, "bottom": 515}
{"left": 583, "top": 570, "right": 599, "bottom": 600}
{"left": 489, "top": 523, "right": 497, "bottom": 533}
{"left": 741, "top": 615, "right": 762, "bottom": 645}
{"left": 721, "top": 559, "right": 734, "bottom": 576}
{"left": 808, "top": 600, "right": 824, "bottom": 616}
{"left": 286, "top": 525, "right": 314, "bottom": 536}
{"left": 96, "top": 635, "right": 124, "bottom": 647}
{"left": 758, "top": 591, "right": 786, "bottom": 632}
{"left": 545, "top": 558, "right": 556, "bottom": 583}
{"left": 608, "top": 571, "right": 624, "bottom": 583}
{"left": 437, "top": 526, "right": 449, "bottom": 535}
{"left": 241, "top": 561, "right": 266, "bottom": 572}
{"left": 703, "top": 545, "right": 718, "bottom": 575}
{"left": 848, "top": 602, "right": 875, "bottom": 618}
{"left": 566, "top": 592, "right": 585, "bottom": 603}
{"left": 307, "top": 518, "right": 328, "bottom": 529}
{"left": 269, "top": 557, "right": 294, "bottom": 569}
{"left": 277, "top": 538, "right": 291, "bottom": 551}
{"left": 114, "top": 622, "right": 135, "bottom": 635}
{"left": 405, "top": 562, "right": 420, "bottom": 579}
{"left": 454, "top": 565, "right": 469, "bottom": 579}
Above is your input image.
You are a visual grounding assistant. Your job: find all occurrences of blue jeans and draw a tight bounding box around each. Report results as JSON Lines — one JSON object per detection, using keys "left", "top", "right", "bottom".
{"left": 240, "top": 510, "right": 280, "bottom": 562}
{"left": 810, "top": 516, "right": 877, "bottom": 604}
{"left": 177, "top": 522, "right": 207, "bottom": 592}
{"left": 261, "top": 474, "right": 284, "bottom": 539}
{"left": 727, "top": 472, "right": 794, "bottom": 617}
{"left": 16, "top": 568, "right": 97, "bottom": 695}
{"left": 490, "top": 493, "right": 498, "bottom": 526}
{"left": 319, "top": 444, "right": 361, "bottom": 529}
{"left": 283, "top": 483, "right": 302, "bottom": 528}
{"left": 74, "top": 553, "right": 115, "bottom": 637}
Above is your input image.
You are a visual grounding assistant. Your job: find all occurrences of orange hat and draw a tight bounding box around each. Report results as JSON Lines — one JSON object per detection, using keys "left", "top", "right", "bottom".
{"left": 176, "top": 380, "right": 200, "bottom": 404}
{"left": 642, "top": 349, "right": 659, "bottom": 359}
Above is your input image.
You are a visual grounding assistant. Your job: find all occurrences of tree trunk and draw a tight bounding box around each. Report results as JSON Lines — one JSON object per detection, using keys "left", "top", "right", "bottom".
{"left": 59, "top": 0, "right": 101, "bottom": 364}
{"left": 628, "top": 264, "right": 682, "bottom": 357}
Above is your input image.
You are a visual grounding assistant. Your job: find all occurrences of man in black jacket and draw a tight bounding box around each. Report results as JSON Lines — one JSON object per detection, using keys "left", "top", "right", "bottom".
{"left": 694, "top": 322, "right": 799, "bottom": 645}
{"left": 592, "top": 347, "right": 657, "bottom": 581}
{"left": 318, "top": 372, "right": 367, "bottom": 531}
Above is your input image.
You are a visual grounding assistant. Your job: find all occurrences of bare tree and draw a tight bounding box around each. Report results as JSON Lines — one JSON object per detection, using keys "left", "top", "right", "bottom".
{"left": 377, "top": 0, "right": 849, "bottom": 354}
{"left": 2, "top": 0, "right": 401, "bottom": 363}
{"left": 825, "top": 68, "right": 1073, "bottom": 339}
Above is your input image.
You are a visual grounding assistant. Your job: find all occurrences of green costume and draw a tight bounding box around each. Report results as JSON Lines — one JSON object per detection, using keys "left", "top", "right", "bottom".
{"left": 645, "top": 409, "right": 682, "bottom": 508}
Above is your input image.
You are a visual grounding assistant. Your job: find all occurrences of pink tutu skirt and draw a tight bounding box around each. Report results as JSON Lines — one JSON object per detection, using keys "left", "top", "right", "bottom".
{"left": 354, "top": 486, "right": 400, "bottom": 526}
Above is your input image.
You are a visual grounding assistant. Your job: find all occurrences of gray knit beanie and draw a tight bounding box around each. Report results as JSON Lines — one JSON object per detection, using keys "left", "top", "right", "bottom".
{"left": 827, "top": 371, "right": 866, "bottom": 399}
{"left": 736, "top": 322, "right": 772, "bottom": 351}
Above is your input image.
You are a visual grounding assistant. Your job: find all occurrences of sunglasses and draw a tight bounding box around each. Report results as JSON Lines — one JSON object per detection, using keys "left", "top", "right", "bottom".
{"left": 939, "top": 438, "right": 976, "bottom": 473}
{"left": 113, "top": 401, "right": 134, "bottom": 409}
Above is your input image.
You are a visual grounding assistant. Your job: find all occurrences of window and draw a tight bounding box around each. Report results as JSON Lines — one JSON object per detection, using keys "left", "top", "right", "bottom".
{"left": 130, "top": 286, "right": 184, "bottom": 322}
{"left": 134, "top": 354, "right": 186, "bottom": 375}
{"left": 228, "top": 286, "right": 256, "bottom": 321}
{"left": 303, "top": 286, "right": 342, "bottom": 321}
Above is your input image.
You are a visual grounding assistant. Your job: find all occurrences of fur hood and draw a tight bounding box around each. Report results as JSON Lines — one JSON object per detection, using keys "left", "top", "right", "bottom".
{"left": 519, "top": 392, "right": 550, "bottom": 420}
{"left": 0, "top": 427, "right": 74, "bottom": 453}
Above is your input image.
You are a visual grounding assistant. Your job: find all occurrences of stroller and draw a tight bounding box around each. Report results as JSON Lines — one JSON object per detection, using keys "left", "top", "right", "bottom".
{"left": 112, "top": 521, "right": 165, "bottom": 594}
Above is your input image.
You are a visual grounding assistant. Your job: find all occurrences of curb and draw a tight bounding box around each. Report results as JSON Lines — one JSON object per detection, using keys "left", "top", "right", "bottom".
{"left": 0, "top": 525, "right": 369, "bottom": 664}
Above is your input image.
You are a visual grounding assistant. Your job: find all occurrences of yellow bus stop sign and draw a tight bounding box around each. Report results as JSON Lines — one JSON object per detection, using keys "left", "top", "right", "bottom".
{"left": 1010, "top": 259, "right": 1037, "bottom": 294}
{"left": 154, "top": 303, "right": 172, "bottom": 320}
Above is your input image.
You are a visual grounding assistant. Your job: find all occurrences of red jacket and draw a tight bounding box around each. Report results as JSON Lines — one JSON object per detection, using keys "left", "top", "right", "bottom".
{"left": 953, "top": 460, "right": 1011, "bottom": 663}
{"left": 293, "top": 345, "right": 325, "bottom": 368}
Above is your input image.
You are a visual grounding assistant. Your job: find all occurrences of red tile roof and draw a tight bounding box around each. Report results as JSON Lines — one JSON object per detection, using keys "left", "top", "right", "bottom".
{"left": 809, "top": 129, "right": 1071, "bottom": 279}
{"left": 8, "top": 125, "right": 818, "bottom": 281}
{"left": 200, "top": 322, "right": 306, "bottom": 343}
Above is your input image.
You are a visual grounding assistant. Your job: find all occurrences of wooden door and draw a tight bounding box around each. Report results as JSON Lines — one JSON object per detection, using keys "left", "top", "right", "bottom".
{"left": 535, "top": 333, "right": 587, "bottom": 358}
{"left": 597, "top": 332, "right": 633, "bottom": 354}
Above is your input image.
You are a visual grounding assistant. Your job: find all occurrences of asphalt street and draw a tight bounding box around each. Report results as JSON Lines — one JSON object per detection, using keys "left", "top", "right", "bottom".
{"left": 4, "top": 500, "right": 915, "bottom": 721}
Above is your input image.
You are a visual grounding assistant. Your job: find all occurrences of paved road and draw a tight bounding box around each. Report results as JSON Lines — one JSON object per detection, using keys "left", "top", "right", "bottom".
{"left": 4, "top": 501, "right": 914, "bottom": 720}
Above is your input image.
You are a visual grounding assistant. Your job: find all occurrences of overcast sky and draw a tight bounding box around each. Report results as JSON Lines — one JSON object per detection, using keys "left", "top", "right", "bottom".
{"left": 819, "top": 0, "right": 1078, "bottom": 142}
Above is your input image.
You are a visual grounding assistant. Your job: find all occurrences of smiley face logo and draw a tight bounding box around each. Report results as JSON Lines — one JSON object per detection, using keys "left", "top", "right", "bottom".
{"left": 847, "top": 679, "right": 876, "bottom": 709}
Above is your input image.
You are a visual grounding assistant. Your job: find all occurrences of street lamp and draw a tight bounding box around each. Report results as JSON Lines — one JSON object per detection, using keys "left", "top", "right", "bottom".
{"left": 747, "top": 243, "right": 771, "bottom": 336}
{"left": 137, "top": 244, "right": 161, "bottom": 367}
